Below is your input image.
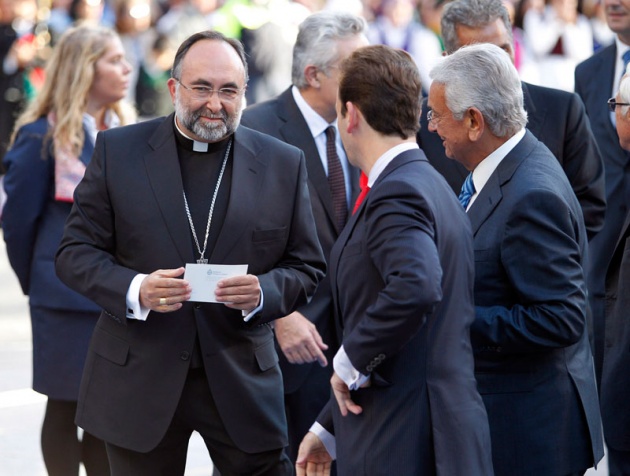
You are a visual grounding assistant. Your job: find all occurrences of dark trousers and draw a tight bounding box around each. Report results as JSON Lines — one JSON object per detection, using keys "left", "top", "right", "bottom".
{"left": 106, "top": 368, "right": 293, "bottom": 476}
{"left": 41, "top": 399, "right": 110, "bottom": 476}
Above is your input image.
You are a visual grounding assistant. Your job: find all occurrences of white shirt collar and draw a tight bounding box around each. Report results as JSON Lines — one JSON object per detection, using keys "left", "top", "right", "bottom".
{"left": 368, "top": 142, "right": 419, "bottom": 187}
{"left": 614, "top": 36, "right": 630, "bottom": 94}
{"left": 291, "top": 85, "right": 334, "bottom": 138}
{"left": 173, "top": 116, "right": 210, "bottom": 152}
{"left": 470, "top": 128, "right": 526, "bottom": 206}
{"left": 83, "top": 110, "right": 120, "bottom": 146}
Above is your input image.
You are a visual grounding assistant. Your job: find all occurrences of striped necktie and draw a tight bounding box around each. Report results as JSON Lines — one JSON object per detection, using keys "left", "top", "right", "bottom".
{"left": 459, "top": 173, "right": 475, "bottom": 210}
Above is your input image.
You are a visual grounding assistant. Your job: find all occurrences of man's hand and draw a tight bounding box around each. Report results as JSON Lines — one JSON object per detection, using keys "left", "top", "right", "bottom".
{"left": 275, "top": 311, "right": 328, "bottom": 366}
{"left": 331, "top": 372, "right": 363, "bottom": 417}
{"left": 214, "top": 274, "right": 261, "bottom": 312}
{"left": 296, "top": 431, "right": 332, "bottom": 476}
{"left": 140, "top": 267, "right": 191, "bottom": 312}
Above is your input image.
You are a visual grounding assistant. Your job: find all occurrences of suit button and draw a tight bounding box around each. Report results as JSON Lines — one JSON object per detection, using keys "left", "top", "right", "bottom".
{"left": 180, "top": 351, "right": 190, "bottom": 361}
{"left": 194, "top": 304, "right": 201, "bottom": 309}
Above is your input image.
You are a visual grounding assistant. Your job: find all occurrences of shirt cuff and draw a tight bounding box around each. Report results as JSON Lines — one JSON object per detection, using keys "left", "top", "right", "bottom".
{"left": 333, "top": 346, "right": 370, "bottom": 391}
{"left": 242, "top": 288, "right": 264, "bottom": 322}
{"left": 309, "top": 422, "right": 336, "bottom": 460}
{"left": 126, "top": 273, "right": 150, "bottom": 321}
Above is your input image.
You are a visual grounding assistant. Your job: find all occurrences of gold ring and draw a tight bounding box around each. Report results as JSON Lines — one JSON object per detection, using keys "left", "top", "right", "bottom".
{"left": 159, "top": 297, "right": 167, "bottom": 306}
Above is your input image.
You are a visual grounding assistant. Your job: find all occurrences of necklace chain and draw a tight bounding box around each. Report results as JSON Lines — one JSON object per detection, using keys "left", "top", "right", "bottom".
{"left": 182, "top": 139, "right": 232, "bottom": 264}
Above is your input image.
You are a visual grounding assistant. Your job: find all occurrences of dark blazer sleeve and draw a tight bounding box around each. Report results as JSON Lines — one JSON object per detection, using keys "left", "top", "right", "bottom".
{"left": 472, "top": 185, "right": 587, "bottom": 352}
{"left": 342, "top": 179, "right": 443, "bottom": 371}
{"left": 55, "top": 131, "right": 140, "bottom": 318}
{"left": 254, "top": 151, "right": 327, "bottom": 324}
{"left": 2, "top": 122, "right": 51, "bottom": 294}
{"left": 550, "top": 89, "right": 605, "bottom": 239}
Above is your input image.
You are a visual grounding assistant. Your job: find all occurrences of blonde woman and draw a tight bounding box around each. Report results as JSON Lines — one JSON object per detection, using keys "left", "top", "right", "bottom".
{"left": 2, "top": 24, "right": 133, "bottom": 476}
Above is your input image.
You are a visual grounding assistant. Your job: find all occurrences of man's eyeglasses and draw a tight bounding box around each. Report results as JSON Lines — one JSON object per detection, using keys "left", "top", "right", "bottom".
{"left": 608, "top": 97, "right": 630, "bottom": 112}
{"left": 174, "top": 78, "right": 244, "bottom": 102}
{"left": 427, "top": 109, "right": 449, "bottom": 126}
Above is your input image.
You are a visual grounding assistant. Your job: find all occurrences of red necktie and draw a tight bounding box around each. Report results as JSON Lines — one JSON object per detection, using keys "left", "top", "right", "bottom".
{"left": 352, "top": 172, "right": 370, "bottom": 214}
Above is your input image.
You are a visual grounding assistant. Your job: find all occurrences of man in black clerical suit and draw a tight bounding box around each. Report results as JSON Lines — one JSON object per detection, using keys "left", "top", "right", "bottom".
{"left": 56, "top": 30, "right": 325, "bottom": 475}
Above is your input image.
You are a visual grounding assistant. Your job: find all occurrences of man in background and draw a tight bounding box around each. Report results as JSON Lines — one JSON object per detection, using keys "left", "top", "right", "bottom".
{"left": 241, "top": 10, "right": 367, "bottom": 466}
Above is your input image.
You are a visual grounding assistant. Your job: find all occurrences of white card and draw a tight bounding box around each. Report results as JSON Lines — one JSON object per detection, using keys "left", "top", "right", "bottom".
{"left": 184, "top": 263, "right": 248, "bottom": 303}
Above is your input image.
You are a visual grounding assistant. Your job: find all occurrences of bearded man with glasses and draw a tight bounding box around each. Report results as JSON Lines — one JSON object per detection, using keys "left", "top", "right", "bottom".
{"left": 55, "top": 30, "right": 326, "bottom": 475}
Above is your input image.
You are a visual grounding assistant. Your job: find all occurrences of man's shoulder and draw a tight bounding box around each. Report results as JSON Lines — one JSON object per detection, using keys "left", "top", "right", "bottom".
{"left": 523, "top": 81, "right": 576, "bottom": 110}
{"left": 101, "top": 115, "right": 166, "bottom": 140}
{"left": 237, "top": 124, "right": 302, "bottom": 156}
{"left": 242, "top": 89, "right": 292, "bottom": 125}
{"left": 576, "top": 43, "right": 615, "bottom": 76}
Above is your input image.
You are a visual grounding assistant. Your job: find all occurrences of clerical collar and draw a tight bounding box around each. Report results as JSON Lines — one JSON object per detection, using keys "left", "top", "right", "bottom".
{"left": 172, "top": 116, "right": 231, "bottom": 153}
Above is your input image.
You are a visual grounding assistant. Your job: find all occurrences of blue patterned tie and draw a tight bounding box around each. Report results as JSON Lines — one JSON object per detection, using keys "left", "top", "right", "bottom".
{"left": 622, "top": 50, "right": 630, "bottom": 79}
{"left": 459, "top": 173, "right": 475, "bottom": 210}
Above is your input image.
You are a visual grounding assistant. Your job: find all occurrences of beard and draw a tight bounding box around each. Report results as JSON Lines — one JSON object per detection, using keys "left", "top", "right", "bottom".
{"left": 174, "top": 92, "right": 242, "bottom": 142}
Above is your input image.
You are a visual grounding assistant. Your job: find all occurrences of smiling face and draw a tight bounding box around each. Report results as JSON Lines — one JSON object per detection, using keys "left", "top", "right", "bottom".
{"left": 88, "top": 36, "right": 131, "bottom": 108}
{"left": 168, "top": 39, "right": 246, "bottom": 143}
{"left": 427, "top": 82, "right": 472, "bottom": 166}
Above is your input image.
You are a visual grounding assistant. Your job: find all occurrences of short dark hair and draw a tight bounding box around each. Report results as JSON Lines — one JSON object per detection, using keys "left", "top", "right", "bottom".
{"left": 171, "top": 30, "right": 249, "bottom": 83}
{"left": 339, "top": 45, "right": 422, "bottom": 139}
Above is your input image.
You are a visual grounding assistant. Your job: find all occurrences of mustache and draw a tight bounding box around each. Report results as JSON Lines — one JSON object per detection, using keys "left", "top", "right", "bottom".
{"left": 193, "top": 109, "right": 227, "bottom": 122}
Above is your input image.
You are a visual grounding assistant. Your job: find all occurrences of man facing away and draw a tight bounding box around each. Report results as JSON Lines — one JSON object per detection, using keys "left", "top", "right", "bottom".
{"left": 296, "top": 44, "right": 493, "bottom": 476}
{"left": 241, "top": 11, "right": 367, "bottom": 466}
{"left": 428, "top": 42, "right": 603, "bottom": 476}
{"left": 55, "top": 30, "right": 325, "bottom": 475}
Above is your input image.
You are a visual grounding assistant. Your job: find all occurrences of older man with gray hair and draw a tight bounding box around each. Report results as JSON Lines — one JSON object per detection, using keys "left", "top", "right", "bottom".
{"left": 427, "top": 42, "right": 603, "bottom": 476}
{"left": 241, "top": 11, "right": 368, "bottom": 467}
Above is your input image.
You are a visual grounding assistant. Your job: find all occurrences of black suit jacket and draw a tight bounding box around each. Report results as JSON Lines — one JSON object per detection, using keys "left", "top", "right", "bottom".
{"left": 576, "top": 42, "right": 630, "bottom": 451}
{"left": 417, "top": 81, "right": 606, "bottom": 240}
{"left": 55, "top": 115, "right": 326, "bottom": 453}
{"left": 318, "top": 149, "right": 493, "bottom": 476}
{"left": 602, "top": 210, "right": 630, "bottom": 452}
{"left": 469, "top": 131, "right": 603, "bottom": 475}
{"left": 241, "top": 87, "right": 360, "bottom": 391}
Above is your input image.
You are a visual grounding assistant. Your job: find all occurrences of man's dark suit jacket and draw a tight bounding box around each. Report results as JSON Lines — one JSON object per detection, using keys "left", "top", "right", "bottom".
{"left": 241, "top": 87, "right": 359, "bottom": 457}
{"left": 318, "top": 148, "right": 493, "bottom": 476}
{"left": 602, "top": 210, "right": 630, "bottom": 453}
{"left": 469, "top": 130, "right": 603, "bottom": 475}
{"left": 55, "top": 114, "right": 326, "bottom": 454}
{"left": 575, "top": 43, "right": 630, "bottom": 397}
{"left": 417, "top": 81, "right": 606, "bottom": 240}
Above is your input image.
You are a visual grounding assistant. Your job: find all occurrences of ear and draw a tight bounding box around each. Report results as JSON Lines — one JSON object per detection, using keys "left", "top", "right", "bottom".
{"left": 344, "top": 101, "right": 361, "bottom": 134}
{"left": 167, "top": 77, "right": 177, "bottom": 104}
{"left": 304, "top": 65, "right": 320, "bottom": 88}
{"left": 466, "top": 107, "right": 485, "bottom": 142}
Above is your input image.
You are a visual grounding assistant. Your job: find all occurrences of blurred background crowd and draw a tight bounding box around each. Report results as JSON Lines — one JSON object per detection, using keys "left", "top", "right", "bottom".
{"left": 0, "top": 0, "right": 613, "bottom": 166}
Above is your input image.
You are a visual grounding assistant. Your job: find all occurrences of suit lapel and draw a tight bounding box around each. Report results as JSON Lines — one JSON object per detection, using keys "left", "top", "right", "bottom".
{"left": 277, "top": 91, "right": 339, "bottom": 229}
{"left": 209, "top": 128, "right": 265, "bottom": 262}
{"left": 468, "top": 131, "right": 538, "bottom": 235}
{"left": 144, "top": 115, "right": 194, "bottom": 263}
{"left": 593, "top": 46, "right": 620, "bottom": 146}
{"left": 278, "top": 89, "right": 361, "bottom": 233}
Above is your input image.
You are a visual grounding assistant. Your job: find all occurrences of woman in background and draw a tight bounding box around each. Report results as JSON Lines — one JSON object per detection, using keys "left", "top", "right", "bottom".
{"left": 2, "top": 24, "right": 134, "bottom": 476}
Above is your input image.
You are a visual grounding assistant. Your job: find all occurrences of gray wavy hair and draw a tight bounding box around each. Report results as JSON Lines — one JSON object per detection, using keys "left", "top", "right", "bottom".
{"left": 430, "top": 43, "right": 527, "bottom": 138}
{"left": 292, "top": 11, "right": 367, "bottom": 89}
